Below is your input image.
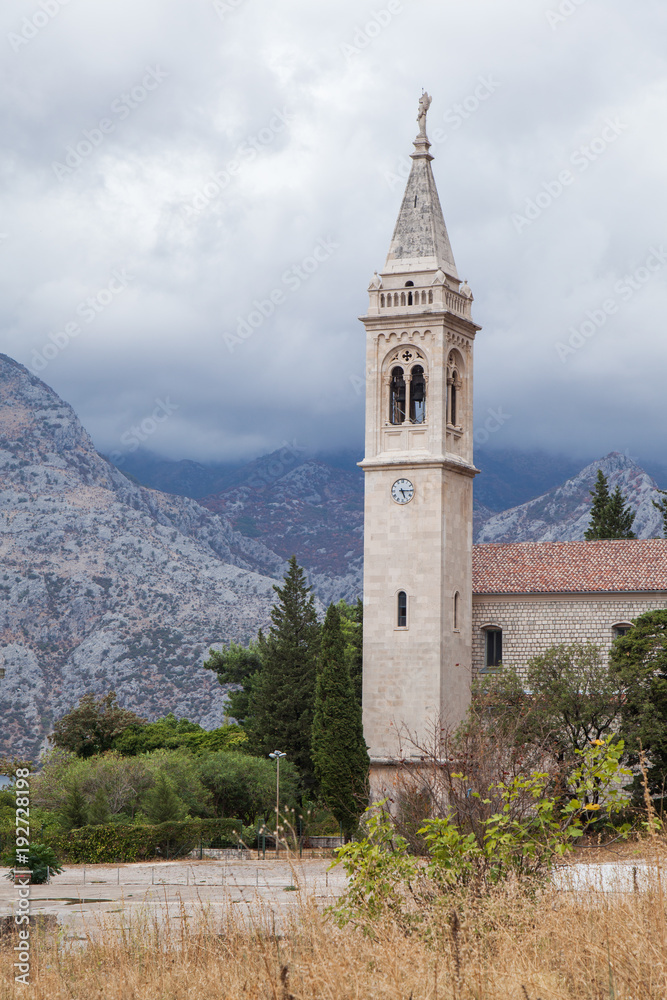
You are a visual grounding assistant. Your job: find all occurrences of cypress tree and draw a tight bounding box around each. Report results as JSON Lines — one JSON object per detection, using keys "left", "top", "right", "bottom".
{"left": 338, "top": 597, "right": 363, "bottom": 707}
{"left": 585, "top": 470, "right": 636, "bottom": 540}
{"left": 312, "top": 603, "right": 369, "bottom": 838}
{"left": 584, "top": 470, "right": 611, "bottom": 540}
{"left": 248, "top": 557, "right": 321, "bottom": 787}
{"left": 652, "top": 489, "right": 667, "bottom": 537}
{"left": 604, "top": 485, "right": 636, "bottom": 539}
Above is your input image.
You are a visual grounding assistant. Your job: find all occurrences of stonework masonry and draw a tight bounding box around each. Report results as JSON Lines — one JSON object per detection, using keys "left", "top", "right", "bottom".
{"left": 472, "top": 591, "right": 667, "bottom": 676}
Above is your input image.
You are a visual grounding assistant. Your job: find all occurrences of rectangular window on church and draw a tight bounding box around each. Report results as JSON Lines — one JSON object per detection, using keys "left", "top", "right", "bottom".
{"left": 485, "top": 629, "right": 502, "bottom": 669}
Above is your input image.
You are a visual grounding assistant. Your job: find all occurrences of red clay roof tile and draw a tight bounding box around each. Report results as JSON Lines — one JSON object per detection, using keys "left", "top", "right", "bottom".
{"left": 472, "top": 539, "right": 667, "bottom": 595}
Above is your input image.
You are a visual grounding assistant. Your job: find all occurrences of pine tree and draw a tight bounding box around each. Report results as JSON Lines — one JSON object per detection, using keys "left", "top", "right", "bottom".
{"left": 604, "top": 485, "right": 636, "bottom": 539}
{"left": 248, "top": 557, "right": 321, "bottom": 788}
{"left": 584, "top": 470, "right": 611, "bottom": 540}
{"left": 60, "top": 783, "right": 88, "bottom": 830}
{"left": 312, "top": 603, "right": 369, "bottom": 838}
{"left": 653, "top": 489, "right": 667, "bottom": 537}
{"left": 88, "top": 787, "right": 111, "bottom": 826}
{"left": 585, "top": 470, "right": 636, "bottom": 540}
{"left": 144, "top": 772, "right": 187, "bottom": 824}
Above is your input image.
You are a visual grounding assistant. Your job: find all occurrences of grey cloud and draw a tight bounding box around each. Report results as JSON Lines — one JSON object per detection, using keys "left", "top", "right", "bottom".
{"left": 1, "top": 0, "right": 666, "bottom": 466}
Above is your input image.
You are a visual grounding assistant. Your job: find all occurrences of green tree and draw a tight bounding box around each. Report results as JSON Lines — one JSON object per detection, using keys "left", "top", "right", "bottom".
{"left": 60, "top": 782, "right": 88, "bottom": 830}
{"left": 338, "top": 598, "right": 363, "bottom": 707}
{"left": 312, "top": 603, "right": 369, "bottom": 838}
{"left": 203, "top": 640, "right": 264, "bottom": 726}
{"left": 111, "top": 714, "right": 248, "bottom": 756}
{"left": 609, "top": 609, "right": 667, "bottom": 794}
{"left": 652, "top": 489, "right": 667, "bottom": 537}
{"left": 198, "top": 751, "right": 300, "bottom": 825}
{"left": 585, "top": 470, "right": 636, "bottom": 540}
{"left": 484, "top": 643, "right": 623, "bottom": 759}
{"left": 584, "top": 469, "right": 610, "bottom": 540}
{"left": 248, "top": 557, "right": 321, "bottom": 787}
{"left": 143, "top": 772, "right": 188, "bottom": 824}
{"left": 50, "top": 691, "right": 145, "bottom": 758}
{"left": 88, "top": 787, "right": 111, "bottom": 826}
{"left": 604, "top": 485, "right": 637, "bottom": 539}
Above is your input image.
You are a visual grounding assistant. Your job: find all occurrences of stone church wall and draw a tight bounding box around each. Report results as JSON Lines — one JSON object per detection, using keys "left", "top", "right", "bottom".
{"left": 471, "top": 591, "right": 667, "bottom": 675}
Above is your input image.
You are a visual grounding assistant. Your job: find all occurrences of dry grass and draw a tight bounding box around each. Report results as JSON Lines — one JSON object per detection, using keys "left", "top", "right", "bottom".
{"left": 2, "top": 866, "right": 667, "bottom": 1000}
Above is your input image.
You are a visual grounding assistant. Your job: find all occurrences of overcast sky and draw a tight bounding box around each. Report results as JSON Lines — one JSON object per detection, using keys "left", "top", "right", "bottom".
{"left": 2, "top": 0, "right": 667, "bottom": 469}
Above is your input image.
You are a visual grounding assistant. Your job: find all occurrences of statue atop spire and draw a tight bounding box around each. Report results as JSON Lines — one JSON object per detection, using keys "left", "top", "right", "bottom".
{"left": 416, "top": 91, "right": 432, "bottom": 137}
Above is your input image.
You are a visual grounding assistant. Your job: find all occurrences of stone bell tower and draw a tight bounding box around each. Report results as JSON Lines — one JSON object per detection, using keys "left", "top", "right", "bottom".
{"left": 360, "top": 94, "right": 481, "bottom": 797}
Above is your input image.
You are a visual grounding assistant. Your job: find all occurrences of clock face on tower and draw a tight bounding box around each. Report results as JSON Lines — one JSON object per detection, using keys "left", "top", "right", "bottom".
{"left": 391, "top": 478, "right": 414, "bottom": 504}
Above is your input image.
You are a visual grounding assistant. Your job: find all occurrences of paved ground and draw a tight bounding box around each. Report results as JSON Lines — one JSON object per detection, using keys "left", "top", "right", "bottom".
{"left": 2, "top": 856, "right": 661, "bottom": 942}
{"left": 0, "top": 858, "right": 349, "bottom": 940}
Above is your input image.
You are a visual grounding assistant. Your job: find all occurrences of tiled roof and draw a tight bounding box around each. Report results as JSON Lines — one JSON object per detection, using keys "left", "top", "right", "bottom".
{"left": 472, "top": 539, "right": 667, "bottom": 595}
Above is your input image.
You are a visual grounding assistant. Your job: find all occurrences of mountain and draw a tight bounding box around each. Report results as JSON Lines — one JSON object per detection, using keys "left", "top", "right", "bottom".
{"left": 472, "top": 447, "right": 589, "bottom": 512}
{"left": 198, "top": 460, "right": 364, "bottom": 605}
{"left": 0, "top": 355, "right": 292, "bottom": 759}
{"left": 475, "top": 452, "right": 664, "bottom": 543}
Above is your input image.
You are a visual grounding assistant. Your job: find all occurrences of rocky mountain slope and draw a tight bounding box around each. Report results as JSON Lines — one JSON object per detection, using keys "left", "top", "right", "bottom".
{"left": 198, "top": 460, "right": 364, "bottom": 605}
{"left": 475, "top": 452, "right": 664, "bottom": 543}
{"left": 0, "top": 355, "right": 292, "bottom": 759}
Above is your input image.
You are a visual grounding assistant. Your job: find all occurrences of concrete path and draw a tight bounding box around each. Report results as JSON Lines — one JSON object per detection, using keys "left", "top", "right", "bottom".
{"left": 1, "top": 858, "right": 348, "bottom": 941}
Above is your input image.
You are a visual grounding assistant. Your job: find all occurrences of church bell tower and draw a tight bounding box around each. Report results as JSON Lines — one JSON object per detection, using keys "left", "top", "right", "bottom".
{"left": 360, "top": 94, "right": 481, "bottom": 796}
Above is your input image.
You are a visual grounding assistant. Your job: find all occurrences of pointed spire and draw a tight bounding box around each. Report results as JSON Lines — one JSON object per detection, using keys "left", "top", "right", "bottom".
{"left": 384, "top": 93, "right": 459, "bottom": 279}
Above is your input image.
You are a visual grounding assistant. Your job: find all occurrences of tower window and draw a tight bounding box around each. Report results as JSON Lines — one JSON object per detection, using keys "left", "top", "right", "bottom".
{"left": 485, "top": 629, "right": 502, "bottom": 669}
{"left": 428, "top": 290, "right": 433, "bottom": 304}
{"left": 409, "top": 365, "right": 426, "bottom": 423}
{"left": 453, "top": 591, "right": 460, "bottom": 630}
{"left": 380, "top": 293, "right": 385, "bottom": 307}
{"left": 421, "top": 290, "right": 426, "bottom": 305}
{"left": 407, "top": 291, "right": 413, "bottom": 305}
{"left": 401, "top": 291, "right": 406, "bottom": 306}
{"left": 389, "top": 367, "right": 406, "bottom": 424}
{"left": 450, "top": 380, "right": 457, "bottom": 426}
{"left": 405, "top": 281, "right": 414, "bottom": 286}
{"left": 397, "top": 591, "right": 407, "bottom": 627}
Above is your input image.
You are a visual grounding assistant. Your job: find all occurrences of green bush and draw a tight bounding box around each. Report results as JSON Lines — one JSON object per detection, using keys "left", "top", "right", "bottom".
{"left": 47, "top": 818, "right": 242, "bottom": 863}
{"left": 3, "top": 844, "right": 64, "bottom": 884}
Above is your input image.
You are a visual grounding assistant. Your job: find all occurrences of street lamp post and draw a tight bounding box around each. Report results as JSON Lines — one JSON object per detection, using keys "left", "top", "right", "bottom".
{"left": 268, "top": 751, "right": 286, "bottom": 856}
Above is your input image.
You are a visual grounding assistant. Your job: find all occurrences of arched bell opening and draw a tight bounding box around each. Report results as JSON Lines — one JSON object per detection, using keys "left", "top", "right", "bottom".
{"left": 389, "top": 367, "right": 406, "bottom": 424}
{"left": 409, "top": 365, "right": 426, "bottom": 424}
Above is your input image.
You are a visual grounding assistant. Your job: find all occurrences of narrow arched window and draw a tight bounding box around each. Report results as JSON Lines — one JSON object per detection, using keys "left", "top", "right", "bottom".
{"left": 485, "top": 629, "right": 502, "bottom": 669}
{"left": 449, "top": 371, "right": 459, "bottom": 427}
{"left": 407, "top": 291, "right": 413, "bottom": 305}
{"left": 394, "top": 293, "right": 399, "bottom": 306}
{"left": 397, "top": 591, "right": 407, "bottom": 627}
{"left": 409, "top": 365, "right": 426, "bottom": 423}
{"left": 389, "top": 367, "right": 406, "bottom": 424}
{"left": 380, "top": 293, "right": 385, "bottom": 307}
{"left": 428, "top": 290, "right": 433, "bottom": 304}
{"left": 421, "top": 290, "right": 426, "bottom": 304}
{"left": 401, "top": 292, "right": 406, "bottom": 306}
{"left": 453, "top": 592, "right": 460, "bottom": 630}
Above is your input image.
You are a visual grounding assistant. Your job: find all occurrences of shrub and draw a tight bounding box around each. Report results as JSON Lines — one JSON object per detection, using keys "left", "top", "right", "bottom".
{"left": 3, "top": 844, "right": 63, "bottom": 884}
{"left": 47, "top": 818, "right": 242, "bottom": 863}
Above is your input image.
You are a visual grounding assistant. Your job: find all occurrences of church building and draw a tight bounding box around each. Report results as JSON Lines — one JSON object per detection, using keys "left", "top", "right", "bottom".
{"left": 360, "top": 96, "right": 667, "bottom": 798}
